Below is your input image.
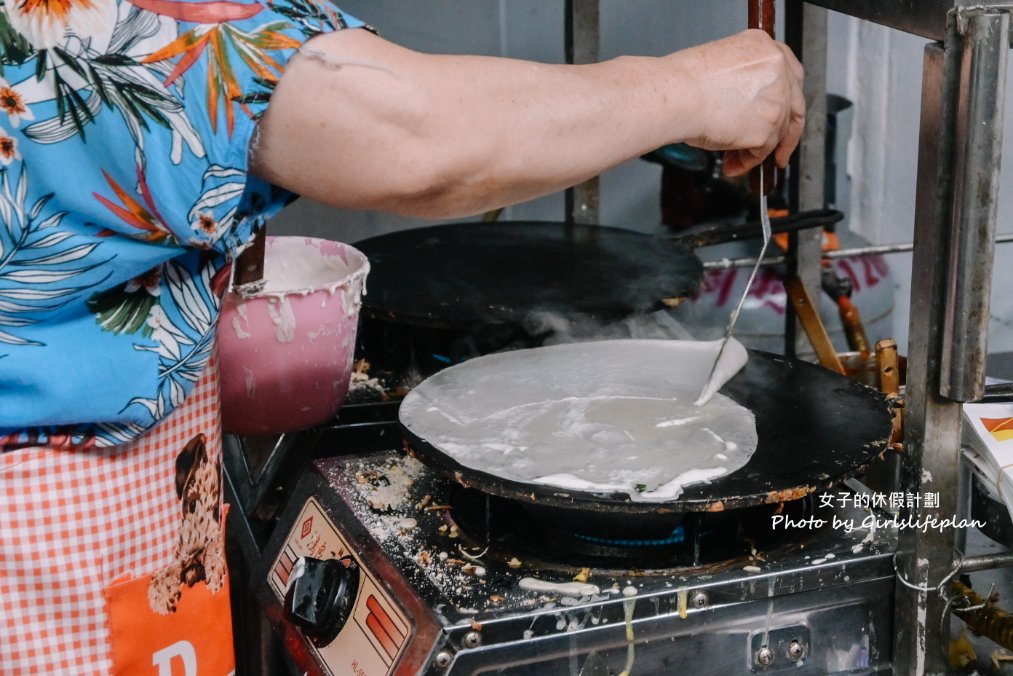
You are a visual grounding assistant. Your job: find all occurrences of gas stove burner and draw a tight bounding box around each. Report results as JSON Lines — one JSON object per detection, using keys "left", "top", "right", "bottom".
{"left": 444, "top": 484, "right": 823, "bottom": 575}
{"left": 254, "top": 453, "right": 899, "bottom": 676}
{"left": 571, "top": 528, "right": 686, "bottom": 547}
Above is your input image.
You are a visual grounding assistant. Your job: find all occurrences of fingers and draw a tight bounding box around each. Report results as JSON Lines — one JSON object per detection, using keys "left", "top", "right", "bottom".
{"left": 774, "top": 42, "right": 806, "bottom": 168}
{"left": 722, "top": 39, "right": 805, "bottom": 177}
{"left": 774, "top": 103, "right": 805, "bottom": 168}
{"left": 723, "top": 146, "right": 765, "bottom": 177}
{"left": 722, "top": 150, "right": 748, "bottom": 177}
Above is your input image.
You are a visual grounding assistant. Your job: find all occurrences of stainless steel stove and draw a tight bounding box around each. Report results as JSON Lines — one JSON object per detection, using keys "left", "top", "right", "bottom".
{"left": 254, "top": 444, "right": 899, "bottom": 676}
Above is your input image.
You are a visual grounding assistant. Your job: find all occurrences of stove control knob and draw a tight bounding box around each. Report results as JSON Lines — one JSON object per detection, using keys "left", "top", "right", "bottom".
{"left": 755, "top": 645, "right": 775, "bottom": 668}
{"left": 284, "top": 555, "right": 360, "bottom": 647}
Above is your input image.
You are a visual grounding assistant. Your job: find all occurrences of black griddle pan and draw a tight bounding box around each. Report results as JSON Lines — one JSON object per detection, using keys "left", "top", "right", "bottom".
{"left": 354, "top": 213, "right": 843, "bottom": 331}
{"left": 401, "top": 349, "right": 893, "bottom": 516}
{"left": 355, "top": 221, "right": 703, "bottom": 329}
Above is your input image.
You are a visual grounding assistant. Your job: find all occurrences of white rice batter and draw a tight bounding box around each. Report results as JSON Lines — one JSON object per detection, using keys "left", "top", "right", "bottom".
{"left": 399, "top": 339, "right": 756, "bottom": 501}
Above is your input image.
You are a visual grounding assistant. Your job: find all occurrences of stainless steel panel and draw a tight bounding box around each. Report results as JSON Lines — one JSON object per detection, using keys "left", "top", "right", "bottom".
{"left": 446, "top": 580, "right": 894, "bottom": 675}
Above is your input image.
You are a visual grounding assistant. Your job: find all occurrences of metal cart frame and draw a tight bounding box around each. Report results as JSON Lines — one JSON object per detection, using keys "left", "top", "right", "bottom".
{"left": 797, "top": 2, "right": 1008, "bottom": 673}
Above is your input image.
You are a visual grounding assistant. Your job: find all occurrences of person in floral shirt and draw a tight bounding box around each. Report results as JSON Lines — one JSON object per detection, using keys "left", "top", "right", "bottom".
{"left": 0, "top": 0, "right": 804, "bottom": 671}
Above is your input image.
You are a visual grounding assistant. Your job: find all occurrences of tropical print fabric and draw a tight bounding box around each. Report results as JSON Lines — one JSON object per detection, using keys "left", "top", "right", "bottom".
{"left": 0, "top": 0, "right": 362, "bottom": 448}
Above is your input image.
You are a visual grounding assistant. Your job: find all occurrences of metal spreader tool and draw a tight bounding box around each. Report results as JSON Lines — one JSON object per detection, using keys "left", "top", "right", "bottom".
{"left": 696, "top": 0, "right": 776, "bottom": 406}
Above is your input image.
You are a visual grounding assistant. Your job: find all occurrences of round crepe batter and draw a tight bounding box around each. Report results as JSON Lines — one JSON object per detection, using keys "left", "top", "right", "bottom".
{"left": 399, "top": 339, "right": 757, "bottom": 502}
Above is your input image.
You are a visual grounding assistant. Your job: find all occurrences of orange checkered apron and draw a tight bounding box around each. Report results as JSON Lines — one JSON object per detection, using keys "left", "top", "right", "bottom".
{"left": 0, "top": 355, "right": 235, "bottom": 675}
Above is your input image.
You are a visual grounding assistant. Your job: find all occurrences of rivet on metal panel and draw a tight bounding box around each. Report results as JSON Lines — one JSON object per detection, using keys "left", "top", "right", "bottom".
{"left": 755, "top": 645, "right": 775, "bottom": 667}
{"left": 691, "top": 590, "right": 710, "bottom": 609}
{"left": 433, "top": 651, "right": 453, "bottom": 669}
{"left": 462, "top": 631, "right": 482, "bottom": 649}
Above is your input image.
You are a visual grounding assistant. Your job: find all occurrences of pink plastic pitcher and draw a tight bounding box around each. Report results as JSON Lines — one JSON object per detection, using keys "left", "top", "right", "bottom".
{"left": 218, "top": 236, "right": 369, "bottom": 435}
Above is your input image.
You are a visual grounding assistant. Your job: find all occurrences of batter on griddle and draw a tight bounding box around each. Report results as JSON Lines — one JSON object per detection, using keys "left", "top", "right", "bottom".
{"left": 399, "top": 339, "right": 757, "bottom": 501}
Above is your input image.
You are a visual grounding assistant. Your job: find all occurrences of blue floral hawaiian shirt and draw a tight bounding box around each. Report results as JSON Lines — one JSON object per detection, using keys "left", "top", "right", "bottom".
{"left": 0, "top": 0, "right": 362, "bottom": 448}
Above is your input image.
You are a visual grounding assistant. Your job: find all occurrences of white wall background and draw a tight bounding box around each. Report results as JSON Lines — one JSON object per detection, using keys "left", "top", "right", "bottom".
{"left": 268, "top": 2, "right": 1013, "bottom": 358}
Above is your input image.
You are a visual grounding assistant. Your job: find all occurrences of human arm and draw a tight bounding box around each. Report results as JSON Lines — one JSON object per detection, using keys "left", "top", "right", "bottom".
{"left": 249, "top": 28, "right": 803, "bottom": 219}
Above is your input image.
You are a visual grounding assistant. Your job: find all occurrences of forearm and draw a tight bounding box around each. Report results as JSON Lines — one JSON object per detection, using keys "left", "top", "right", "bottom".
{"left": 252, "top": 28, "right": 803, "bottom": 218}
{"left": 389, "top": 55, "right": 698, "bottom": 217}
{"left": 252, "top": 30, "right": 700, "bottom": 218}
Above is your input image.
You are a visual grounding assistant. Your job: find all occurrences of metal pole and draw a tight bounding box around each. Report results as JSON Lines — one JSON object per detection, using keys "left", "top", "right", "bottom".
{"left": 888, "top": 8, "right": 1011, "bottom": 667}
{"left": 564, "top": 0, "right": 600, "bottom": 225}
{"left": 785, "top": 1, "right": 828, "bottom": 359}
{"left": 960, "top": 551, "right": 1013, "bottom": 573}
{"left": 699, "top": 232, "right": 1013, "bottom": 270}
{"left": 940, "top": 10, "right": 1009, "bottom": 402}
{"left": 891, "top": 35, "right": 961, "bottom": 676}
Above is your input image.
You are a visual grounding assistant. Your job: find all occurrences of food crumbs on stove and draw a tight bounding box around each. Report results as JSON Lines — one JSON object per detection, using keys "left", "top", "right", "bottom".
{"left": 490, "top": 595, "right": 505, "bottom": 605}
{"left": 367, "top": 498, "right": 392, "bottom": 512}
{"left": 459, "top": 544, "right": 490, "bottom": 561}
{"left": 438, "top": 524, "right": 449, "bottom": 534}
{"left": 417, "top": 550, "right": 432, "bottom": 566}
{"left": 508, "top": 557, "right": 523, "bottom": 569}
{"left": 355, "top": 470, "right": 380, "bottom": 484}
{"left": 438, "top": 551, "right": 449, "bottom": 561}
{"left": 470, "top": 619, "right": 483, "bottom": 631}
{"left": 398, "top": 518, "right": 417, "bottom": 530}
{"left": 416, "top": 494, "right": 432, "bottom": 510}
{"left": 573, "top": 567, "right": 591, "bottom": 583}
{"left": 743, "top": 565, "right": 762, "bottom": 573}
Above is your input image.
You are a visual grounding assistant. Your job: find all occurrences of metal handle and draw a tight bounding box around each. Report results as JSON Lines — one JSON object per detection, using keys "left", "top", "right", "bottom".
{"left": 233, "top": 226, "right": 266, "bottom": 290}
{"left": 748, "top": 0, "right": 774, "bottom": 37}
{"left": 669, "top": 207, "right": 841, "bottom": 249}
{"left": 748, "top": 0, "right": 777, "bottom": 196}
{"left": 784, "top": 276, "right": 845, "bottom": 375}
